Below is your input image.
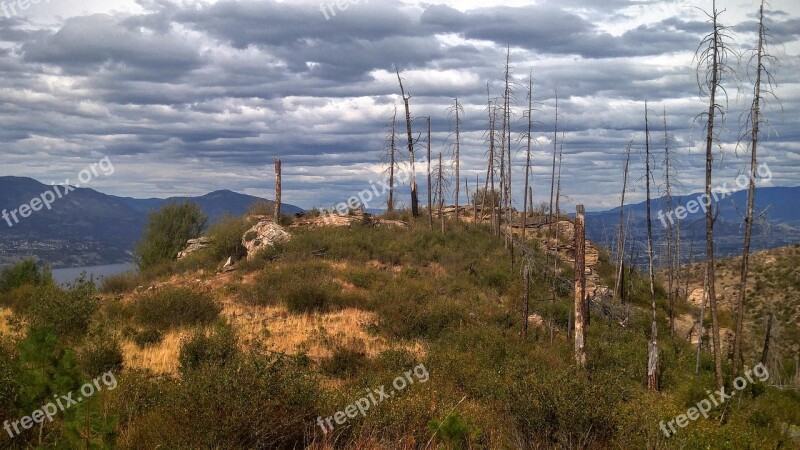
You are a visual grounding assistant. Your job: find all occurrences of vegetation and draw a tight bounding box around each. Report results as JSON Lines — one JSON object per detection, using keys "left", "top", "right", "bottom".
{"left": 0, "top": 218, "right": 798, "bottom": 448}
{"left": 135, "top": 201, "right": 207, "bottom": 270}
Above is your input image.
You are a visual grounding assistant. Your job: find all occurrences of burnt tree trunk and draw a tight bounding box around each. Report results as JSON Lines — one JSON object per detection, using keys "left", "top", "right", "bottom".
{"left": 274, "top": 158, "right": 282, "bottom": 222}
{"left": 574, "top": 204, "right": 586, "bottom": 367}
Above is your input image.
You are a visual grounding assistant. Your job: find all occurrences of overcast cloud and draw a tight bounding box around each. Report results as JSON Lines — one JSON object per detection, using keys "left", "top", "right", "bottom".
{"left": 0, "top": 0, "right": 798, "bottom": 211}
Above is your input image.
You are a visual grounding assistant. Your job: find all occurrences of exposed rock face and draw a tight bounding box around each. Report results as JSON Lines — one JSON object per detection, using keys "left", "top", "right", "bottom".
{"left": 243, "top": 219, "right": 291, "bottom": 259}
{"left": 177, "top": 237, "right": 211, "bottom": 259}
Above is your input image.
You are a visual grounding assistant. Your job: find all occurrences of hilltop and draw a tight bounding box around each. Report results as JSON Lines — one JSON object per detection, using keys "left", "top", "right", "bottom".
{"left": 2, "top": 211, "right": 798, "bottom": 448}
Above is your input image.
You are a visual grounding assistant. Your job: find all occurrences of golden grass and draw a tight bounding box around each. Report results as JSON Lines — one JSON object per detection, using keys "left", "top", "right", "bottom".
{"left": 0, "top": 308, "right": 19, "bottom": 337}
{"left": 121, "top": 329, "right": 195, "bottom": 375}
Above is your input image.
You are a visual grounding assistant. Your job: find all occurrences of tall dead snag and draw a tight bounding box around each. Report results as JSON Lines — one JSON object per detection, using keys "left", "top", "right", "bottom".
{"left": 396, "top": 68, "right": 419, "bottom": 218}
{"left": 645, "top": 102, "right": 660, "bottom": 391}
{"left": 522, "top": 71, "right": 534, "bottom": 241}
{"left": 274, "top": 157, "right": 282, "bottom": 222}
{"left": 696, "top": 0, "right": 735, "bottom": 389}
{"left": 447, "top": 99, "right": 463, "bottom": 223}
{"left": 481, "top": 86, "right": 494, "bottom": 231}
{"left": 384, "top": 107, "right": 399, "bottom": 212}
{"left": 761, "top": 312, "right": 773, "bottom": 365}
{"left": 574, "top": 204, "right": 586, "bottom": 367}
{"left": 427, "top": 116, "right": 433, "bottom": 229}
{"left": 734, "top": 0, "right": 773, "bottom": 376}
{"left": 474, "top": 174, "right": 479, "bottom": 225}
{"left": 502, "top": 45, "right": 513, "bottom": 241}
{"left": 548, "top": 91, "right": 559, "bottom": 232}
{"left": 614, "top": 139, "right": 633, "bottom": 300}
{"left": 663, "top": 108, "right": 676, "bottom": 338}
{"left": 521, "top": 265, "right": 530, "bottom": 338}
{"left": 434, "top": 152, "right": 449, "bottom": 234}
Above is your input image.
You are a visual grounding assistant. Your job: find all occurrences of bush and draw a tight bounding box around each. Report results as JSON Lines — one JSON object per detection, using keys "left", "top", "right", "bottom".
{"left": 100, "top": 270, "right": 142, "bottom": 294}
{"left": 22, "top": 277, "right": 99, "bottom": 339}
{"left": 135, "top": 201, "right": 207, "bottom": 270}
{"left": 80, "top": 337, "right": 124, "bottom": 377}
{"left": 321, "top": 347, "right": 368, "bottom": 378}
{"left": 0, "top": 259, "right": 52, "bottom": 292}
{"left": 207, "top": 214, "right": 252, "bottom": 261}
{"left": 131, "top": 287, "right": 220, "bottom": 331}
{"left": 133, "top": 328, "right": 164, "bottom": 349}
{"left": 178, "top": 324, "right": 238, "bottom": 375}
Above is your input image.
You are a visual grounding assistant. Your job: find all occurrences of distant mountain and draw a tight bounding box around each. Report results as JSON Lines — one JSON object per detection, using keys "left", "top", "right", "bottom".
{"left": 584, "top": 186, "right": 800, "bottom": 265}
{"left": 0, "top": 177, "right": 303, "bottom": 268}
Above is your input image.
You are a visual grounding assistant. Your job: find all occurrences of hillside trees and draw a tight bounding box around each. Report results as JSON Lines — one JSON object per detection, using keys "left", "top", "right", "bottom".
{"left": 135, "top": 201, "right": 207, "bottom": 270}
{"left": 696, "top": 0, "right": 736, "bottom": 389}
{"left": 733, "top": 0, "right": 775, "bottom": 375}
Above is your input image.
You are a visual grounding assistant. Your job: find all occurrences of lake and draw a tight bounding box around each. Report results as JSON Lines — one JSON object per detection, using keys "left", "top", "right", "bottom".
{"left": 51, "top": 263, "right": 137, "bottom": 285}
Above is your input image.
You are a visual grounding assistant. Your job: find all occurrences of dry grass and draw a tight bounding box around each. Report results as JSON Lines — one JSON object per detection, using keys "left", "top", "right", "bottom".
{"left": 121, "top": 329, "right": 193, "bottom": 375}
{"left": 0, "top": 308, "right": 19, "bottom": 337}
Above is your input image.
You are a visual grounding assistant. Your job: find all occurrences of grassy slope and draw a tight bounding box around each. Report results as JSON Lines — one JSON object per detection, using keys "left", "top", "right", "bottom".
{"left": 3, "top": 220, "right": 799, "bottom": 448}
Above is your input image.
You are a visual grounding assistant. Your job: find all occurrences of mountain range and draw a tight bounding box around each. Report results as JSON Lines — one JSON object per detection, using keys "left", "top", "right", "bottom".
{"left": 583, "top": 185, "right": 800, "bottom": 265}
{"left": 0, "top": 176, "right": 302, "bottom": 268}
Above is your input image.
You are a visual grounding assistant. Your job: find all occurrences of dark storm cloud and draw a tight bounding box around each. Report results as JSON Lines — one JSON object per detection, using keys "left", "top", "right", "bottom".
{"left": 420, "top": 4, "right": 703, "bottom": 58}
{"left": 0, "top": 0, "right": 796, "bottom": 209}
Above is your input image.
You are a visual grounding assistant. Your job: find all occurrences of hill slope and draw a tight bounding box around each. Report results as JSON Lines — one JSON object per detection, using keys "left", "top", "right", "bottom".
{"left": 0, "top": 176, "right": 302, "bottom": 268}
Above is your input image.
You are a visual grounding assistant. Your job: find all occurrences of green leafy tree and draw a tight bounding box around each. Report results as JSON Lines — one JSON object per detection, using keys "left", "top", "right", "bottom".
{"left": 135, "top": 201, "right": 207, "bottom": 270}
{"left": 0, "top": 259, "right": 52, "bottom": 292}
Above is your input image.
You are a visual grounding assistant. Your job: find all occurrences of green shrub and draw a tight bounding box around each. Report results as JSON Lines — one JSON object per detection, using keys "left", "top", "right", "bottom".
{"left": 131, "top": 287, "right": 220, "bottom": 331}
{"left": 321, "top": 347, "right": 367, "bottom": 378}
{"left": 428, "top": 413, "right": 479, "bottom": 450}
{"left": 100, "top": 270, "right": 142, "bottom": 294}
{"left": 80, "top": 337, "right": 124, "bottom": 377}
{"left": 133, "top": 328, "right": 164, "bottom": 349}
{"left": 178, "top": 324, "right": 238, "bottom": 375}
{"left": 207, "top": 214, "right": 252, "bottom": 261}
{"left": 22, "top": 277, "right": 98, "bottom": 339}
{"left": 0, "top": 259, "right": 52, "bottom": 292}
{"left": 135, "top": 201, "right": 207, "bottom": 270}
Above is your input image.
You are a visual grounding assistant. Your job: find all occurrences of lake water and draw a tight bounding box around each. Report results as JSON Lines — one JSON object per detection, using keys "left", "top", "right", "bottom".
{"left": 51, "top": 263, "right": 137, "bottom": 285}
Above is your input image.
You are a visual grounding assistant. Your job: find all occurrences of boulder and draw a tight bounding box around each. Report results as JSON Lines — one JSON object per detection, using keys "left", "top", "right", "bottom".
{"left": 177, "top": 237, "right": 212, "bottom": 259}
{"left": 243, "top": 219, "right": 291, "bottom": 259}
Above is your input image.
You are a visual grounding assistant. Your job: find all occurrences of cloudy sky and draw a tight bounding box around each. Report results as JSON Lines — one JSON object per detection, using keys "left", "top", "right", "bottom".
{"left": 1, "top": 0, "right": 798, "bottom": 211}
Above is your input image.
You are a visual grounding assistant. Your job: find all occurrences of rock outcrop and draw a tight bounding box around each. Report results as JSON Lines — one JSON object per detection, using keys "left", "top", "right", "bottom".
{"left": 177, "top": 237, "right": 211, "bottom": 259}
{"left": 243, "top": 218, "right": 291, "bottom": 259}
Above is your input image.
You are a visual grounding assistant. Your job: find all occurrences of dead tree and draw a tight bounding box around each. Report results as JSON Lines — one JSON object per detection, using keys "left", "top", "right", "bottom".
{"left": 663, "top": 108, "right": 676, "bottom": 338}
{"left": 696, "top": 0, "right": 736, "bottom": 389}
{"left": 521, "top": 265, "right": 530, "bottom": 338}
{"left": 384, "top": 107, "right": 399, "bottom": 212}
{"left": 548, "top": 90, "right": 559, "bottom": 232}
{"left": 761, "top": 312, "right": 773, "bottom": 365}
{"left": 396, "top": 68, "right": 419, "bottom": 218}
{"left": 614, "top": 139, "right": 634, "bottom": 300}
{"left": 645, "top": 102, "right": 660, "bottom": 391}
{"left": 480, "top": 86, "right": 495, "bottom": 231}
{"left": 447, "top": 99, "right": 463, "bottom": 223}
{"left": 427, "top": 116, "right": 433, "bottom": 229}
{"left": 434, "top": 152, "right": 450, "bottom": 234}
{"left": 274, "top": 157, "right": 282, "bottom": 222}
{"left": 502, "top": 46, "right": 514, "bottom": 241}
{"left": 734, "top": 0, "right": 774, "bottom": 376}
{"left": 522, "top": 71, "right": 534, "bottom": 241}
{"left": 574, "top": 204, "right": 586, "bottom": 367}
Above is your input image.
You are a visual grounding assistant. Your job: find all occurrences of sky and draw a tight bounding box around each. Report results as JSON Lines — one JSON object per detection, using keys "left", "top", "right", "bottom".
{"left": 0, "top": 0, "right": 798, "bottom": 212}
